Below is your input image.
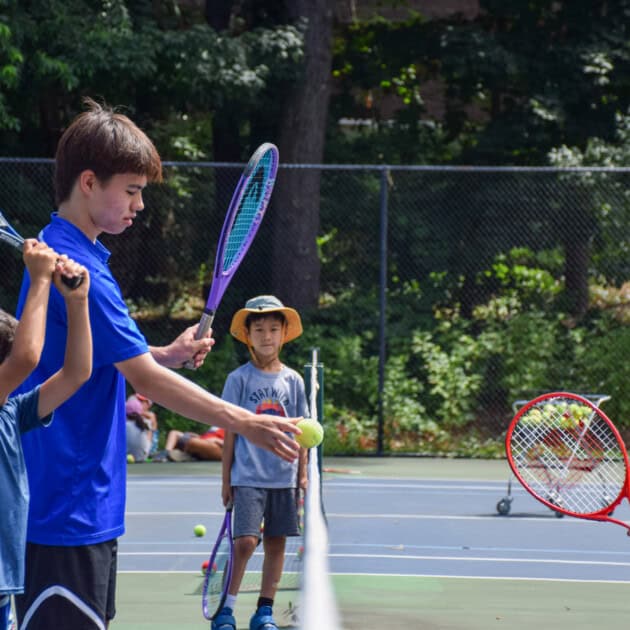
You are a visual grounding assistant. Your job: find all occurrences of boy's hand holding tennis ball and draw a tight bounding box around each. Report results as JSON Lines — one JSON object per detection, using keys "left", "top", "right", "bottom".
{"left": 296, "top": 418, "right": 324, "bottom": 448}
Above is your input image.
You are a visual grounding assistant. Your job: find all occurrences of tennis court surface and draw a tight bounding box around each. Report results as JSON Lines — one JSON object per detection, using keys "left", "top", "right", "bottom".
{"left": 115, "top": 457, "right": 630, "bottom": 629}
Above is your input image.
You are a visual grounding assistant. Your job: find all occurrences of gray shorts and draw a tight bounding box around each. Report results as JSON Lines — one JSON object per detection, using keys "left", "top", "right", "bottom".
{"left": 232, "top": 487, "right": 300, "bottom": 539}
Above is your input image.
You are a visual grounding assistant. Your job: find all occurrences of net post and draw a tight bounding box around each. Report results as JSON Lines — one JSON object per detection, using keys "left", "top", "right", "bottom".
{"left": 304, "top": 348, "right": 324, "bottom": 478}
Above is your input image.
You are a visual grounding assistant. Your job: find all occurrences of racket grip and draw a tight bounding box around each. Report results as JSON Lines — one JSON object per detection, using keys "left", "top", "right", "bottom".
{"left": 183, "top": 311, "right": 215, "bottom": 370}
{"left": 61, "top": 273, "right": 84, "bottom": 290}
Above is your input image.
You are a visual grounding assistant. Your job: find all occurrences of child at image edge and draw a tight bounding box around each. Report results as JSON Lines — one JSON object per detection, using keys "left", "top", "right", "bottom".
{"left": 0, "top": 242, "right": 91, "bottom": 629}
{"left": 215, "top": 295, "right": 308, "bottom": 630}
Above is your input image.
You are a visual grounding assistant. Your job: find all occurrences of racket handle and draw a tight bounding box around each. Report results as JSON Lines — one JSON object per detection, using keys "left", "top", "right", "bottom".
{"left": 61, "top": 273, "right": 84, "bottom": 290}
{"left": 6, "top": 235, "right": 85, "bottom": 290}
{"left": 183, "top": 311, "right": 215, "bottom": 370}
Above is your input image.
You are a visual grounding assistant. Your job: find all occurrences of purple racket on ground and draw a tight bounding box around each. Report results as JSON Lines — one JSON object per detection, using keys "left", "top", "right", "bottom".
{"left": 0, "top": 209, "right": 83, "bottom": 289}
{"left": 202, "top": 503, "right": 234, "bottom": 620}
{"left": 185, "top": 143, "right": 279, "bottom": 368}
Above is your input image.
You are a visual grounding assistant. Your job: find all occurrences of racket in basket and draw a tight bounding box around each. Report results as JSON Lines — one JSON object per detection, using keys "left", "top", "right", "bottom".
{"left": 506, "top": 391, "right": 630, "bottom": 534}
{"left": 0, "top": 210, "right": 84, "bottom": 289}
{"left": 185, "top": 143, "right": 279, "bottom": 368}
{"left": 202, "top": 503, "right": 234, "bottom": 620}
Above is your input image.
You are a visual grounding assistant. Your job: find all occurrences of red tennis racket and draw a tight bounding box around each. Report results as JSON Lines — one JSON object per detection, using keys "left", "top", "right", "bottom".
{"left": 506, "top": 391, "right": 630, "bottom": 534}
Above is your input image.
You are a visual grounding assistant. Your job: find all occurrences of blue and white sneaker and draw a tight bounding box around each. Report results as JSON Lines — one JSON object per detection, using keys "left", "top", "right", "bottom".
{"left": 212, "top": 606, "right": 236, "bottom": 630}
{"left": 249, "top": 605, "right": 277, "bottom": 630}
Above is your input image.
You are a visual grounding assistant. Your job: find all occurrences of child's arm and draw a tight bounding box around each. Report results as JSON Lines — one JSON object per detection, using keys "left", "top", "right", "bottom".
{"left": 221, "top": 430, "right": 235, "bottom": 506}
{"left": 38, "top": 260, "right": 92, "bottom": 418}
{"left": 0, "top": 240, "right": 57, "bottom": 400}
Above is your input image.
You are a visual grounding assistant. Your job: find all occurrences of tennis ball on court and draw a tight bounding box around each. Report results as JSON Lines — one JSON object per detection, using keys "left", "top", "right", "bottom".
{"left": 126, "top": 454, "right": 135, "bottom": 464}
{"left": 296, "top": 418, "right": 324, "bottom": 449}
{"left": 194, "top": 524, "right": 207, "bottom": 537}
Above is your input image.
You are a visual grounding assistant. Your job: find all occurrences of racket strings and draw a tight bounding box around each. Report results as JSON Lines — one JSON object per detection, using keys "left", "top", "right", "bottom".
{"left": 205, "top": 536, "right": 231, "bottom": 611}
{"left": 510, "top": 397, "right": 627, "bottom": 514}
{"left": 0, "top": 213, "right": 25, "bottom": 246}
{"left": 222, "top": 152, "right": 275, "bottom": 271}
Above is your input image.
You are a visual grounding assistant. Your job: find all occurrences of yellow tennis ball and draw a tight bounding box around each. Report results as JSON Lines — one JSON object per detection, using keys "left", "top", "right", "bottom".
{"left": 193, "top": 524, "right": 206, "bottom": 537}
{"left": 296, "top": 419, "right": 324, "bottom": 449}
{"left": 126, "top": 454, "right": 135, "bottom": 464}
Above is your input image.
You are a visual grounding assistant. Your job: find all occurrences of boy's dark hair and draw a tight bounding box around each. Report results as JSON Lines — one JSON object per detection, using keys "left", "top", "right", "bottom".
{"left": 54, "top": 97, "right": 163, "bottom": 205}
{"left": 0, "top": 309, "right": 18, "bottom": 364}
{"left": 245, "top": 312, "right": 286, "bottom": 329}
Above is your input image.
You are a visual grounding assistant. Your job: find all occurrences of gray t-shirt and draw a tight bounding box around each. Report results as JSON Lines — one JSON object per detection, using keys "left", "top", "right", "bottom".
{"left": 222, "top": 362, "right": 308, "bottom": 488}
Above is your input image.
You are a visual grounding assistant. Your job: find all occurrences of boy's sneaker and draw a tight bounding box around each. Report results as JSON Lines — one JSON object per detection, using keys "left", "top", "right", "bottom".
{"left": 212, "top": 606, "right": 236, "bottom": 630}
{"left": 167, "top": 448, "right": 195, "bottom": 462}
{"left": 249, "top": 605, "right": 277, "bottom": 630}
{"left": 150, "top": 450, "right": 169, "bottom": 462}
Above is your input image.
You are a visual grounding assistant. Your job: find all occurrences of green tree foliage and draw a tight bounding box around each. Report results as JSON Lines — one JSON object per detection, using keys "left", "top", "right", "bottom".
{"left": 328, "top": 1, "right": 630, "bottom": 165}
{"left": 0, "top": 0, "right": 304, "bottom": 157}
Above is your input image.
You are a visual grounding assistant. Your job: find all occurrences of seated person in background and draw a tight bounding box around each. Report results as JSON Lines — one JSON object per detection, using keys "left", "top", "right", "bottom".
{"left": 125, "top": 397, "right": 152, "bottom": 462}
{"left": 154, "top": 427, "right": 224, "bottom": 462}
{"left": 126, "top": 392, "right": 159, "bottom": 456}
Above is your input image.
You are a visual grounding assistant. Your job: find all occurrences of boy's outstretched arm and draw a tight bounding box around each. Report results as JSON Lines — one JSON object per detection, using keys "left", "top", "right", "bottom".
{"left": 0, "top": 240, "right": 57, "bottom": 400}
{"left": 116, "top": 353, "right": 301, "bottom": 462}
{"left": 38, "top": 260, "right": 92, "bottom": 418}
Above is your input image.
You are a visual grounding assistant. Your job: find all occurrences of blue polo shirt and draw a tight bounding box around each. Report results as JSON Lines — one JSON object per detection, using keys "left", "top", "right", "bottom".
{"left": 16, "top": 214, "right": 149, "bottom": 546}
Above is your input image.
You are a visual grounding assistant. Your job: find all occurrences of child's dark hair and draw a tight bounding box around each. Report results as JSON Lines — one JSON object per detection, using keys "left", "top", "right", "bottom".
{"left": 0, "top": 309, "right": 18, "bottom": 364}
{"left": 54, "top": 97, "right": 163, "bottom": 205}
{"left": 245, "top": 312, "right": 286, "bottom": 329}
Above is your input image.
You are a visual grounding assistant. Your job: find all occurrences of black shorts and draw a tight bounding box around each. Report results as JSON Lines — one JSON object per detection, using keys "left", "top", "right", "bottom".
{"left": 15, "top": 540, "right": 118, "bottom": 629}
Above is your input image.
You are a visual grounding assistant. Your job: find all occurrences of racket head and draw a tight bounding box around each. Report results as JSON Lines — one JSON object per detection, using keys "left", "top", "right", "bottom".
{"left": 0, "top": 210, "right": 25, "bottom": 249}
{"left": 506, "top": 392, "right": 630, "bottom": 519}
{"left": 0, "top": 210, "right": 84, "bottom": 288}
{"left": 202, "top": 507, "right": 234, "bottom": 620}
{"left": 205, "top": 143, "right": 279, "bottom": 310}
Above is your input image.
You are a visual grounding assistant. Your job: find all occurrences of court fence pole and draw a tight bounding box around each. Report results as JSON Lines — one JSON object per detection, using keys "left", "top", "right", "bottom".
{"left": 377, "top": 167, "right": 388, "bottom": 456}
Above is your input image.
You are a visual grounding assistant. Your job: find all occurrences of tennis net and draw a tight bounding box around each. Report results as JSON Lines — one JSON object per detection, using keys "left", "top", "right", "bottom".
{"left": 298, "top": 348, "right": 342, "bottom": 630}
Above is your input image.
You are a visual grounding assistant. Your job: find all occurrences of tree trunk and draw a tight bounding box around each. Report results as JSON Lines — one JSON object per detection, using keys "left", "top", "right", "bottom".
{"left": 271, "top": 0, "right": 334, "bottom": 310}
{"left": 564, "top": 238, "right": 590, "bottom": 318}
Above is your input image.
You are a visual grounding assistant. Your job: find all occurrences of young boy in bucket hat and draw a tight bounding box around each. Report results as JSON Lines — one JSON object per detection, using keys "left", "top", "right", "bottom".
{"left": 215, "top": 295, "right": 308, "bottom": 630}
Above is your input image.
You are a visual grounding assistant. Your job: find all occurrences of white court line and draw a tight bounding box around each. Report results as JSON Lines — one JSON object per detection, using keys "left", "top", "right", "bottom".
{"left": 117, "top": 550, "right": 630, "bottom": 567}
{"left": 124, "top": 510, "right": 595, "bottom": 523}
{"left": 119, "top": 539, "right": 630, "bottom": 558}
{"left": 332, "top": 572, "right": 630, "bottom": 585}
{"left": 127, "top": 478, "right": 526, "bottom": 493}
{"left": 116, "top": 569, "right": 630, "bottom": 584}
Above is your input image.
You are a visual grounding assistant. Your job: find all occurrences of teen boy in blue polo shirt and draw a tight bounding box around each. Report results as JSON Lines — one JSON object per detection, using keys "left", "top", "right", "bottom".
{"left": 14, "top": 98, "right": 301, "bottom": 629}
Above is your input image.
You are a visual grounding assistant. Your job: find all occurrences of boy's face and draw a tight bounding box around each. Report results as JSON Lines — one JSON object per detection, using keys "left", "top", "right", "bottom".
{"left": 87, "top": 172, "right": 147, "bottom": 237}
{"left": 247, "top": 315, "right": 285, "bottom": 361}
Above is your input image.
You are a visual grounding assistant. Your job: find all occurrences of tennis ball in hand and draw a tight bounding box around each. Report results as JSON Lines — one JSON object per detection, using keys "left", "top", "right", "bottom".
{"left": 296, "top": 418, "right": 324, "bottom": 449}
{"left": 193, "top": 524, "right": 207, "bottom": 537}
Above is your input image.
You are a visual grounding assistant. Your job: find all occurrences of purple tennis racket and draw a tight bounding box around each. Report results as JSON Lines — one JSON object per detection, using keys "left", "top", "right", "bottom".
{"left": 0, "top": 209, "right": 83, "bottom": 289}
{"left": 202, "top": 503, "right": 234, "bottom": 620}
{"left": 185, "top": 143, "right": 279, "bottom": 368}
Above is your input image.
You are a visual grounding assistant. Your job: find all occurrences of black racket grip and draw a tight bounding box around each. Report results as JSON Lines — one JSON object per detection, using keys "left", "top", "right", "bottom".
{"left": 61, "top": 273, "right": 84, "bottom": 290}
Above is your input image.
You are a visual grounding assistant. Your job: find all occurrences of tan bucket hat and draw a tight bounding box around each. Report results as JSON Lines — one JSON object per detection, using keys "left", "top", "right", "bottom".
{"left": 230, "top": 295, "right": 303, "bottom": 344}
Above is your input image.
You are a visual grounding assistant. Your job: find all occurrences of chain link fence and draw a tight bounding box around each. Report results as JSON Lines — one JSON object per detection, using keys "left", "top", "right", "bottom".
{"left": 1, "top": 159, "right": 629, "bottom": 455}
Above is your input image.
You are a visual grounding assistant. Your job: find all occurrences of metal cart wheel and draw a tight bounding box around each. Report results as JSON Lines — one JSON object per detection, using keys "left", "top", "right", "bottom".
{"left": 496, "top": 498, "right": 511, "bottom": 516}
